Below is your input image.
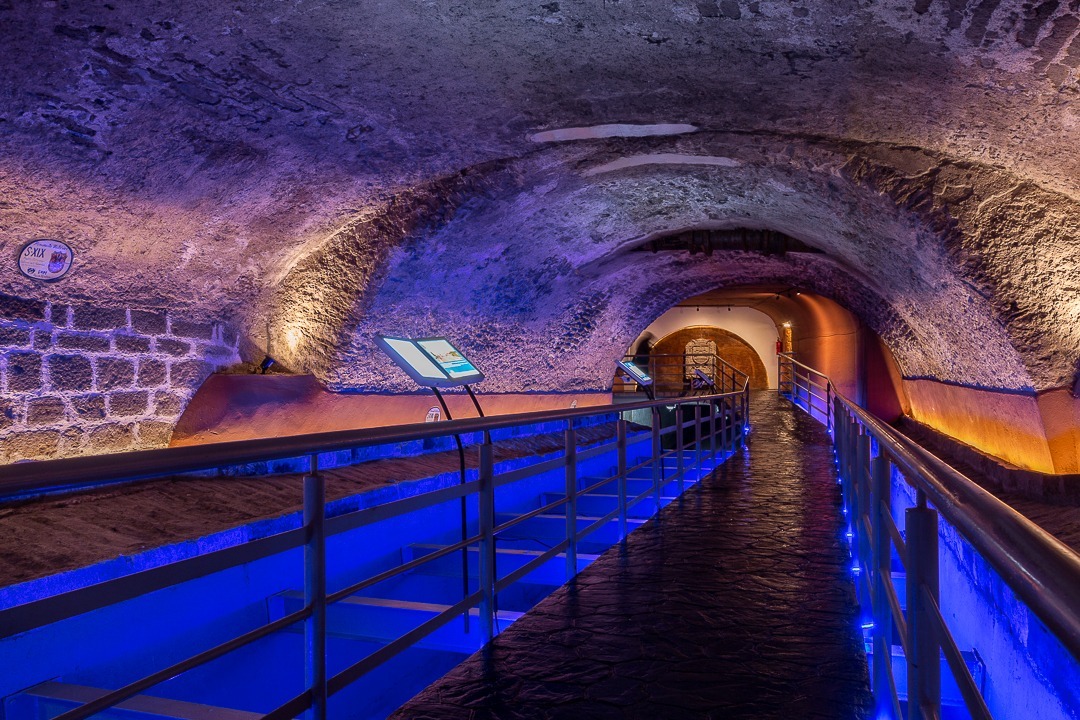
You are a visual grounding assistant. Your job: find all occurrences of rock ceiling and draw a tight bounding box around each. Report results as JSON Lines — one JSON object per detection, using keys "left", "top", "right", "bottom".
{"left": 2, "top": 0, "right": 1078, "bottom": 392}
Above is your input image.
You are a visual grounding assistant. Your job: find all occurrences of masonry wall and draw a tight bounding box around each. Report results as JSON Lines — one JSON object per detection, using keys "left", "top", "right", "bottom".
{"left": 0, "top": 293, "right": 240, "bottom": 463}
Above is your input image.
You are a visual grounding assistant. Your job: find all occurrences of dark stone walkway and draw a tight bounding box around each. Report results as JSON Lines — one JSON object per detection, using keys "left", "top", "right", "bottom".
{"left": 391, "top": 392, "right": 873, "bottom": 720}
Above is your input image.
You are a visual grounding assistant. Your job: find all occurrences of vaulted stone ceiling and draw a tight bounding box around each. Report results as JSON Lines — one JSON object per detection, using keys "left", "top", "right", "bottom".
{"left": 3, "top": 0, "right": 1079, "bottom": 394}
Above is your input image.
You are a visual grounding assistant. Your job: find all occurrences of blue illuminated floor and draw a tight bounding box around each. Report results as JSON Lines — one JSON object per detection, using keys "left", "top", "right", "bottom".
{"left": 2, "top": 425, "right": 723, "bottom": 720}
{"left": 393, "top": 393, "right": 873, "bottom": 719}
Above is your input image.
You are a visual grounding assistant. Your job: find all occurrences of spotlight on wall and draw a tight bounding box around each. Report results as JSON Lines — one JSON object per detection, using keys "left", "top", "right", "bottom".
{"left": 782, "top": 322, "right": 792, "bottom": 328}
{"left": 259, "top": 356, "right": 276, "bottom": 374}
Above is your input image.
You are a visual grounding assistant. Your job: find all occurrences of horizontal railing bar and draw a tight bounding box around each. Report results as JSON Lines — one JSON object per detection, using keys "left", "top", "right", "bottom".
{"left": 859, "top": 514, "right": 873, "bottom": 546}
{"left": 580, "top": 472, "right": 618, "bottom": 496}
{"left": 576, "top": 441, "right": 616, "bottom": 464}
{"left": 495, "top": 454, "right": 569, "bottom": 486}
{"left": 883, "top": 576, "right": 909, "bottom": 656}
{"left": 881, "top": 504, "right": 907, "bottom": 568}
{"left": 0, "top": 526, "right": 306, "bottom": 640}
{"left": 579, "top": 506, "right": 622, "bottom": 540}
{"left": 0, "top": 390, "right": 743, "bottom": 499}
{"left": 628, "top": 485, "right": 654, "bottom": 509}
{"left": 53, "top": 606, "right": 312, "bottom": 720}
{"left": 494, "top": 539, "right": 570, "bottom": 592}
{"left": 326, "top": 531, "right": 484, "bottom": 605}
{"left": 777, "top": 353, "right": 827, "bottom": 380}
{"left": 493, "top": 497, "right": 569, "bottom": 535}
{"left": 922, "top": 585, "right": 993, "bottom": 720}
{"left": 327, "top": 590, "right": 484, "bottom": 696}
{"left": 262, "top": 689, "right": 313, "bottom": 720}
{"left": 882, "top": 648, "right": 904, "bottom": 720}
{"left": 325, "top": 480, "right": 479, "bottom": 537}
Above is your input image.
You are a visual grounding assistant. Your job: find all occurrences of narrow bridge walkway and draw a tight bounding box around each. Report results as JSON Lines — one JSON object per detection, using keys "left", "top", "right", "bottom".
{"left": 392, "top": 392, "right": 874, "bottom": 719}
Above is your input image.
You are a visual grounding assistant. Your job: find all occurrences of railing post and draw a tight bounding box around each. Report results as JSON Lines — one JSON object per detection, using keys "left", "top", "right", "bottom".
{"left": 709, "top": 400, "right": 718, "bottom": 467}
{"left": 826, "top": 381, "right": 833, "bottom": 434}
{"left": 303, "top": 455, "right": 327, "bottom": 720}
{"left": 871, "top": 450, "right": 894, "bottom": 717}
{"left": 845, "top": 418, "right": 858, "bottom": 491}
{"left": 855, "top": 431, "right": 873, "bottom": 616}
{"left": 676, "top": 403, "right": 685, "bottom": 494}
{"left": 725, "top": 396, "right": 734, "bottom": 455}
{"left": 906, "top": 495, "right": 941, "bottom": 720}
{"left": 741, "top": 388, "right": 749, "bottom": 444}
{"left": 617, "top": 418, "right": 628, "bottom": 541}
{"left": 478, "top": 438, "right": 496, "bottom": 643}
{"left": 651, "top": 407, "right": 662, "bottom": 511}
{"left": 694, "top": 403, "right": 703, "bottom": 477}
{"left": 565, "top": 422, "right": 578, "bottom": 581}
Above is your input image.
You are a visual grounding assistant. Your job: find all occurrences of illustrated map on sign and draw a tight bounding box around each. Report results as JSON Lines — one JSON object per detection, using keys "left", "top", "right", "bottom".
{"left": 417, "top": 339, "right": 480, "bottom": 379}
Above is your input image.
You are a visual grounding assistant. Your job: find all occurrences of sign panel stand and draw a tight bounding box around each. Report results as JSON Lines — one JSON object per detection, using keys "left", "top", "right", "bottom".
{"left": 376, "top": 334, "right": 489, "bottom": 630}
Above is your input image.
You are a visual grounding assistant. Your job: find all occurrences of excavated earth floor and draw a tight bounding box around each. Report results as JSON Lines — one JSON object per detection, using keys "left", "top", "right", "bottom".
{"left": 392, "top": 392, "right": 874, "bottom": 720}
{"left": 0, "top": 424, "right": 620, "bottom": 588}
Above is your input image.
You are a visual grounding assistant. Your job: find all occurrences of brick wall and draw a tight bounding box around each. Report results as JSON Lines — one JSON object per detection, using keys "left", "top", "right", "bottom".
{"left": 0, "top": 293, "right": 240, "bottom": 462}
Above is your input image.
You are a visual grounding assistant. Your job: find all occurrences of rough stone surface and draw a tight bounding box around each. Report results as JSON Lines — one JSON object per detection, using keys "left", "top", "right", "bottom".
{"left": 115, "top": 334, "right": 152, "bottom": 353}
{"left": 2, "top": 0, "right": 1080, "bottom": 457}
{"left": 0, "top": 300, "right": 239, "bottom": 461}
{"left": 6, "top": 352, "right": 43, "bottom": 393}
{"left": 96, "top": 357, "right": 136, "bottom": 391}
{"left": 26, "top": 398, "right": 66, "bottom": 425}
{"left": 109, "top": 391, "right": 149, "bottom": 417}
{"left": 137, "top": 359, "right": 168, "bottom": 387}
{"left": 394, "top": 394, "right": 872, "bottom": 719}
{"left": 48, "top": 355, "right": 94, "bottom": 392}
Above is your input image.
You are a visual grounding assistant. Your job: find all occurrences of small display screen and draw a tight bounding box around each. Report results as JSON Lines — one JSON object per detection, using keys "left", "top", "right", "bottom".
{"left": 618, "top": 360, "right": 653, "bottom": 386}
{"left": 383, "top": 337, "right": 445, "bottom": 380}
{"left": 417, "top": 338, "right": 482, "bottom": 380}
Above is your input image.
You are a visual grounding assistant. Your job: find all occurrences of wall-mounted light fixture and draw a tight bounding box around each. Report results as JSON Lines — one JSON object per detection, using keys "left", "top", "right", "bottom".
{"left": 259, "top": 356, "right": 276, "bottom": 374}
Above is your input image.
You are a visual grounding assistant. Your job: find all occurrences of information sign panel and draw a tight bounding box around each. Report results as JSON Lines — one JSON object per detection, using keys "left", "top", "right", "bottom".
{"left": 376, "top": 334, "right": 484, "bottom": 388}
{"left": 617, "top": 360, "right": 653, "bottom": 387}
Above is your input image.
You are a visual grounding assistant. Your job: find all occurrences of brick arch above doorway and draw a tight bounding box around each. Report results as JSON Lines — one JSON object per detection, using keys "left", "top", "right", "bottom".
{"left": 652, "top": 326, "right": 769, "bottom": 391}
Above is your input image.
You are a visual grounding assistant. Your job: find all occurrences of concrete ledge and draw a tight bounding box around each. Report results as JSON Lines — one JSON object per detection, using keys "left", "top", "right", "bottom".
{"left": 172, "top": 374, "right": 613, "bottom": 446}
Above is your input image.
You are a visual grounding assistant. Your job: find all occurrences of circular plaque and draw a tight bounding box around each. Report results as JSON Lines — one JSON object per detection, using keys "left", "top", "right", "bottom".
{"left": 18, "top": 239, "right": 73, "bottom": 281}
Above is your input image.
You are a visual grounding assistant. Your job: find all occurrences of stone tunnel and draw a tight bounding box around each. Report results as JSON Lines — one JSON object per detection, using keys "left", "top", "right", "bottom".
{"left": 2, "top": 0, "right": 1080, "bottom": 718}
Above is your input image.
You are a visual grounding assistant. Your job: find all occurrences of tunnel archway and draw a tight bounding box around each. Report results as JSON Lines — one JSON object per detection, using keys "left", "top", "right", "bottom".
{"left": 650, "top": 326, "right": 769, "bottom": 392}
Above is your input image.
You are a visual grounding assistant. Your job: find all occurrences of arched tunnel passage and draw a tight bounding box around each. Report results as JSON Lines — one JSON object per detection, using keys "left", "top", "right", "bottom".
{"left": 2, "top": 1, "right": 1080, "bottom": 717}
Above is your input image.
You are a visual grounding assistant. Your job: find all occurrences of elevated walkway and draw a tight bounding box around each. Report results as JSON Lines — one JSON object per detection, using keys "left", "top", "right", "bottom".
{"left": 393, "top": 392, "right": 874, "bottom": 719}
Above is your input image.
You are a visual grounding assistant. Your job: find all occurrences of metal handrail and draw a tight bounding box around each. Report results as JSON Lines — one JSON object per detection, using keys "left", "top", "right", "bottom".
{"left": 0, "top": 393, "right": 710, "bottom": 500}
{"left": 620, "top": 352, "right": 750, "bottom": 395}
{"left": 844, "top": 399, "right": 1080, "bottom": 661}
{"left": 10, "top": 385, "right": 750, "bottom": 720}
{"left": 777, "top": 353, "right": 832, "bottom": 431}
{"left": 777, "top": 356, "right": 1080, "bottom": 720}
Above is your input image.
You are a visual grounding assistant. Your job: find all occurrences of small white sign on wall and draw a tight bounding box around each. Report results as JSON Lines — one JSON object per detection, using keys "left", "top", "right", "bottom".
{"left": 18, "top": 239, "right": 73, "bottom": 281}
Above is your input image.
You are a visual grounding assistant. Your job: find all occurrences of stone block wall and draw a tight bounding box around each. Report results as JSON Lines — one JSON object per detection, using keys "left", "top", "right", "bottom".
{"left": 0, "top": 293, "right": 240, "bottom": 463}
